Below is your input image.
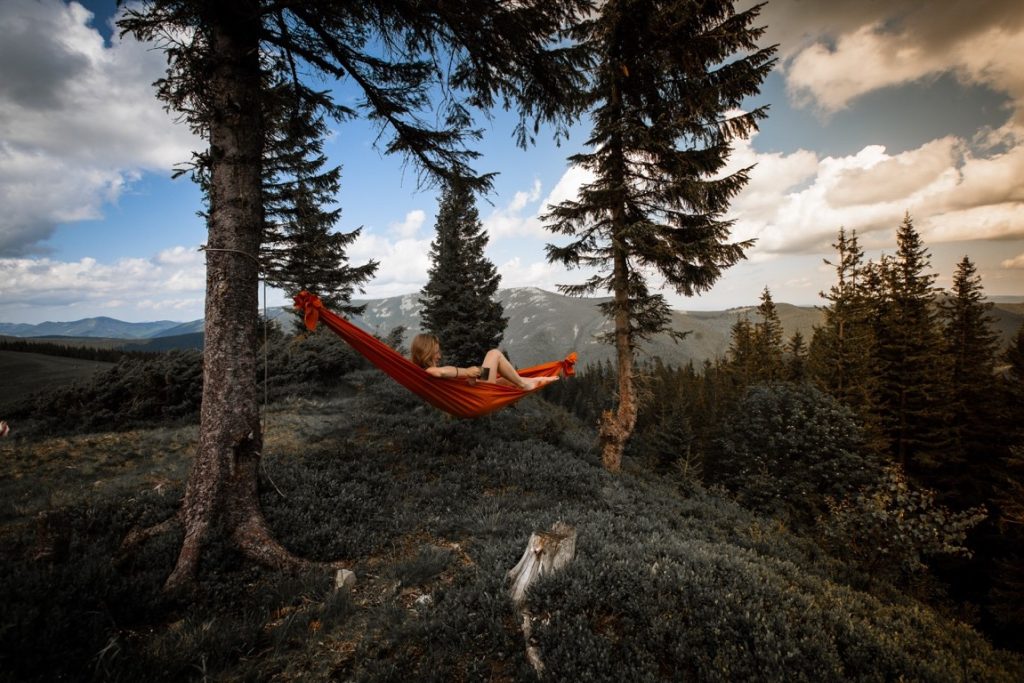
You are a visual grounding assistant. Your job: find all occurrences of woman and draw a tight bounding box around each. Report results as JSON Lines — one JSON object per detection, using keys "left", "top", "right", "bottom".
{"left": 410, "top": 334, "right": 557, "bottom": 391}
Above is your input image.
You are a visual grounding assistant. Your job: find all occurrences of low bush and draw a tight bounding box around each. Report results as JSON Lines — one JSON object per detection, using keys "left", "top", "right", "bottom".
{"left": 708, "top": 382, "right": 884, "bottom": 527}
{"left": 4, "top": 327, "right": 368, "bottom": 438}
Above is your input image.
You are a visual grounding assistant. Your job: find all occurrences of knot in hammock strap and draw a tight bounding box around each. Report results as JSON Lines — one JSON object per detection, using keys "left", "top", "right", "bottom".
{"left": 561, "top": 352, "right": 578, "bottom": 377}
{"left": 294, "top": 291, "right": 323, "bottom": 331}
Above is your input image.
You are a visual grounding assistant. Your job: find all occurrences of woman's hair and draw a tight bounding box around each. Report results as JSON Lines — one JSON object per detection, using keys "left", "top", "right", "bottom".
{"left": 410, "top": 333, "right": 440, "bottom": 368}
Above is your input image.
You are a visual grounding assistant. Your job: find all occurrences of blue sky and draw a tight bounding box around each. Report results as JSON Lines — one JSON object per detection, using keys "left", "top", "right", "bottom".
{"left": 1, "top": 0, "right": 1023, "bottom": 324}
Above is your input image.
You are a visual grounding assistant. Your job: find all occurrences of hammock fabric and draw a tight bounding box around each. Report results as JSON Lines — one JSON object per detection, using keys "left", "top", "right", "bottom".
{"left": 294, "top": 291, "right": 576, "bottom": 419}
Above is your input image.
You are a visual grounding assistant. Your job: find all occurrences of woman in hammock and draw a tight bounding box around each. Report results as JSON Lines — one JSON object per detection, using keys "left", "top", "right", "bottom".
{"left": 410, "top": 334, "right": 558, "bottom": 391}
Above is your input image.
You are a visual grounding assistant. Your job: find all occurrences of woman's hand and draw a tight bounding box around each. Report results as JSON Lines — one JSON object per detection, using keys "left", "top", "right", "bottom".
{"left": 465, "top": 366, "right": 482, "bottom": 379}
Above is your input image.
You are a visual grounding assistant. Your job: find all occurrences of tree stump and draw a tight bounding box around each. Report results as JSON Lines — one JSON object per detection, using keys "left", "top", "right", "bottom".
{"left": 507, "top": 521, "right": 577, "bottom": 676}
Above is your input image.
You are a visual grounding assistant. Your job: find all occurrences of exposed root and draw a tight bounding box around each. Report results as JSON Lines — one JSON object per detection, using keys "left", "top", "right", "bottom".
{"left": 117, "top": 514, "right": 181, "bottom": 559}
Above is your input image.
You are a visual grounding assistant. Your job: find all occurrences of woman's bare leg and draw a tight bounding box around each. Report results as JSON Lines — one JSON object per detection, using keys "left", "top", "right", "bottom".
{"left": 482, "top": 349, "right": 557, "bottom": 390}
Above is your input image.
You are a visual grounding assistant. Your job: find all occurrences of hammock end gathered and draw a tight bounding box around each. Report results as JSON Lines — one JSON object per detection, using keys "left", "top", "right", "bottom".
{"left": 294, "top": 291, "right": 323, "bottom": 332}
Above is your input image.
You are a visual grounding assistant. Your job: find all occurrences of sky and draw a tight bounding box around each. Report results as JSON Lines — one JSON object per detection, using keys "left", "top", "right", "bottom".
{"left": 1, "top": 0, "right": 1023, "bottom": 324}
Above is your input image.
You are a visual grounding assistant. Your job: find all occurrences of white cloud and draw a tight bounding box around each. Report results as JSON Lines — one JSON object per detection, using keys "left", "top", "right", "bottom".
{"left": 1001, "top": 253, "right": 1024, "bottom": 269}
{"left": 0, "top": 247, "right": 207, "bottom": 321}
{"left": 757, "top": 1, "right": 1024, "bottom": 122}
{"left": 349, "top": 231, "right": 432, "bottom": 298}
{"left": 0, "top": 0, "right": 199, "bottom": 256}
{"left": 388, "top": 209, "right": 426, "bottom": 239}
{"left": 483, "top": 168, "right": 597, "bottom": 240}
{"left": 497, "top": 257, "right": 566, "bottom": 291}
{"left": 725, "top": 128, "right": 1024, "bottom": 255}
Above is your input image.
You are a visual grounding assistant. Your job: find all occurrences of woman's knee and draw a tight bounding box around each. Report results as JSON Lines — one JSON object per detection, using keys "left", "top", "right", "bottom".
{"left": 484, "top": 348, "right": 503, "bottom": 363}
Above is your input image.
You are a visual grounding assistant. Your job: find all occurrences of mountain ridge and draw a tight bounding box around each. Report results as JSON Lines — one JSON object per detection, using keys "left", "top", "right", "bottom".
{"left": 3, "top": 287, "right": 1022, "bottom": 367}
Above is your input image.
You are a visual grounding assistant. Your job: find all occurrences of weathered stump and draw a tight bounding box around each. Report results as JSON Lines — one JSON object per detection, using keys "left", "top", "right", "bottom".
{"left": 507, "top": 521, "right": 577, "bottom": 676}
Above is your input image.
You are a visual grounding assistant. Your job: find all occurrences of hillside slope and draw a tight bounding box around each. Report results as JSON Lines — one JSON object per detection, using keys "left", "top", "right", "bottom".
{"left": 1, "top": 373, "right": 1019, "bottom": 681}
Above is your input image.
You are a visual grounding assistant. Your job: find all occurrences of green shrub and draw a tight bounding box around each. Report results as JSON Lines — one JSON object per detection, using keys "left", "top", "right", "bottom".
{"left": 820, "top": 465, "right": 987, "bottom": 585}
{"left": 709, "top": 382, "right": 883, "bottom": 526}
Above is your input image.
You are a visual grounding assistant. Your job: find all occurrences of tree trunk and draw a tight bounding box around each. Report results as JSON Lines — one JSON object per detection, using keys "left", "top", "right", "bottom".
{"left": 163, "top": 0, "right": 322, "bottom": 593}
{"left": 598, "top": 240, "right": 637, "bottom": 473}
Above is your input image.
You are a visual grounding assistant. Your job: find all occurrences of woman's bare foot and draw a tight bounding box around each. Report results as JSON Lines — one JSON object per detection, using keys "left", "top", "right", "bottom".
{"left": 520, "top": 376, "right": 559, "bottom": 390}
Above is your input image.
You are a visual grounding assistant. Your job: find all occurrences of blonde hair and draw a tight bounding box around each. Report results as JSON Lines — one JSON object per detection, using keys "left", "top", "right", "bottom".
{"left": 410, "top": 333, "right": 440, "bottom": 368}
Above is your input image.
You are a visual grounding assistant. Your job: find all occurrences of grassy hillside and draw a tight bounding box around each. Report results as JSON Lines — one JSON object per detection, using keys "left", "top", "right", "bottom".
{"left": 0, "top": 350, "right": 114, "bottom": 405}
{"left": 0, "top": 371, "right": 1020, "bottom": 681}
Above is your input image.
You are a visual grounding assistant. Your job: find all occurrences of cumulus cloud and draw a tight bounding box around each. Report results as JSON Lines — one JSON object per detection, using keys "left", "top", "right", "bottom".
{"left": 483, "top": 169, "right": 596, "bottom": 239}
{"left": 724, "top": 127, "right": 1024, "bottom": 255}
{"left": 0, "top": 247, "right": 206, "bottom": 321}
{"left": 348, "top": 230, "right": 432, "bottom": 298}
{"left": 388, "top": 209, "right": 426, "bottom": 239}
{"left": 742, "top": 0, "right": 1024, "bottom": 121}
{"left": 1001, "top": 253, "right": 1024, "bottom": 269}
{"left": 0, "top": 0, "right": 199, "bottom": 256}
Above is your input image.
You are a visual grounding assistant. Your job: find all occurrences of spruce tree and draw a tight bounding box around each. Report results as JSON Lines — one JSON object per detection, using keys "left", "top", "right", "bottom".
{"left": 990, "top": 324, "right": 1024, "bottom": 648}
{"left": 869, "top": 214, "right": 951, "bottom": 472}
{"left": 544, "top": 0, "right": 776, "bottom": 471}
{"left": 940, "top": 256, "right": 1001, "bottom": 494}
{"left": 810, "top": 227, "right": 876, "bottom": 409}
{"left": 785, "top": 330, "right": 808, "bottom": 383}
{"left": 120, "top": 0, "right": 592, "bottom": 591}
{"left": 261, "top": 70, "right": 377, "bottom": 317}
{"left": 752, "top": 286, "right": 784, "bottom": 382}
{"left": 726, "top": 316, "right": 757, "bottom": 390}
{"left": 419, "top": 182, "right": 507, "bottom": 367}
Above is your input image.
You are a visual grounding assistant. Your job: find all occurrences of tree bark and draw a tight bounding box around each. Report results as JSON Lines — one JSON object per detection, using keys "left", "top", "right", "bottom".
{"left": 599, "top": 244, "right": 637, "bottom": 473}
{"left": 163, "top": 0, "right": 325, "bottom": 593}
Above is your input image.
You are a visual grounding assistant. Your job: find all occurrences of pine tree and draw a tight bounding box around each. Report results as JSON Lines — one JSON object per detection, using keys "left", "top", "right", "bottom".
{"left": 940, "top": 256, "right": 1001, "bottom": 475}
{"left": 752, "top": 286, "right": 784, "bottom": 382}
{"left": 544, "top": 0, "right": 775, "bottom": 471}
{"left": 785, "top": 330, "right": 808, "bottom": 383}
{"left": 119, "top": 0, "right": 592, "bottom": 591}
{"left": 869, "top": 214, "right": 952, "bottom": 472}
{"left": 419, "top": 182, "right": 507, "bottom": 367}
{"left": 261, "top": 69, "right": 377, "bottom": 317}
{"left": 810, "top": 227, "right": 876, "bottom": 409}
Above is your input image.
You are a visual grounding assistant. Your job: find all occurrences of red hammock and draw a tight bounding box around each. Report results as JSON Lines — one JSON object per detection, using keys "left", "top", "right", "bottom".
{"left": 294, "top": 291, "right": 576, "bottom": 418}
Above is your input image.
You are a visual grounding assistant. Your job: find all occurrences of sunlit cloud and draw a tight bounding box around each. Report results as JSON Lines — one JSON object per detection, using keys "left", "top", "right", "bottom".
{"left": 1000, "top": 253, "right": 1024, "bottom": 269}
{"left": 723, "top": 128, "right": 1024, "bottom": 255}
{"left": 483, "top": 168, "right": 596, "bottom": 239}
{"left": 349, "top": 230, "right": 432, "bottom": 298}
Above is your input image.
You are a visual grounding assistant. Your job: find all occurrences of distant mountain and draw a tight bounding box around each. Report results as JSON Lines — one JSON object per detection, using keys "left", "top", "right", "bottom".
{"left": 151, "top": 320, "right": 205, "bottom": 337}
{"left": 3, "top": 288, "right": 1022, "bottom": 366}
{"left": 348, "top": 288, "right": 827, "bottom": 367}
{"left": 0, "top": 317, "right": 180, "bottom": 339}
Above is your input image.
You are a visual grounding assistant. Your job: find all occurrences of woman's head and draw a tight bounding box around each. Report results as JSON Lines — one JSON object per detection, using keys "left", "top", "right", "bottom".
{"left": 410, "top": 333, "right": 441, "bottom": 368}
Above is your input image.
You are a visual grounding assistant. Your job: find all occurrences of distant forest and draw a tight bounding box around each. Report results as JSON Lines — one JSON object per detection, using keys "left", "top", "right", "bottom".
{"left": 0, "top": 337, "right": 150, "bottom": 363}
